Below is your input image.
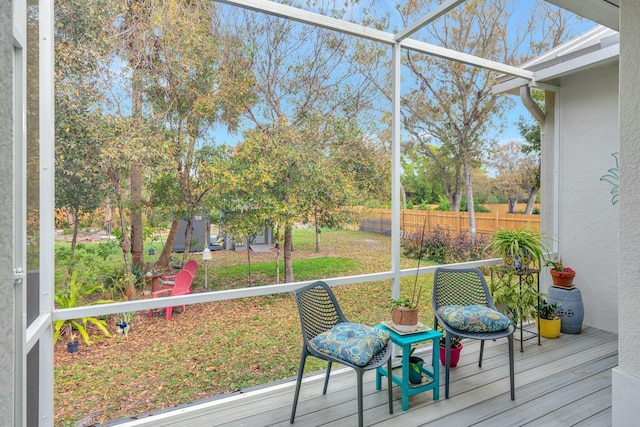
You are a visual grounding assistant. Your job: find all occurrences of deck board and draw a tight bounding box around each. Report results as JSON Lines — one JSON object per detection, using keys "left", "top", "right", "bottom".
{"left": 109, "top": 326, "right": 616, "bottom": 427}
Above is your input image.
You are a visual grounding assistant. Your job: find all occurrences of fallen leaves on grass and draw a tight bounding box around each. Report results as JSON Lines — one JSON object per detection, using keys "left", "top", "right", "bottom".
{"left": 53, "top": 229, "right": 422, "bottom": 426}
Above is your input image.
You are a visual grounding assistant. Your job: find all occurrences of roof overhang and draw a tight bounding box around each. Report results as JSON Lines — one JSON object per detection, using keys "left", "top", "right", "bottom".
{"left": 493, "top": 25, "right": 619, "bottom": 95}
{"left": 544, "top": 0, "right": 619, "bottom": 31}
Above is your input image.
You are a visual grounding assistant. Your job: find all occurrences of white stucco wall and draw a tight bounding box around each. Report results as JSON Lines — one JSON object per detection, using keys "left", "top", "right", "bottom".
{"left": 613, "top": 0, "right": 640, "bottom": 424}
{"left": 1, "top": 1, "right": 15, "bottom": 424}
{"left": 547, "top": 63, "right": 620, "bottom": 334}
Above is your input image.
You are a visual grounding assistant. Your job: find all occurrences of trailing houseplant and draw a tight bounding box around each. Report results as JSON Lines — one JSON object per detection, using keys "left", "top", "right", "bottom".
{"left": 545, "top": 259, "right": 576, "bottom": 287}
{"left": 488, "top": 227, "right": 547, "bottom": 271}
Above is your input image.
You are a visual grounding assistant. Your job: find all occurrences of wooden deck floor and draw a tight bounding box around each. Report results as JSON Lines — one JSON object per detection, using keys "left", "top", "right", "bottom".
{"left": 112, "top": 326, "right": 617, "bottom": 427}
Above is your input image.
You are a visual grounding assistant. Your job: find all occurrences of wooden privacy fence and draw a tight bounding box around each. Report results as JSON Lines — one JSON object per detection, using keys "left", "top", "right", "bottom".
{"left": 359, "top": 208, "right": 540, "bottom": 237}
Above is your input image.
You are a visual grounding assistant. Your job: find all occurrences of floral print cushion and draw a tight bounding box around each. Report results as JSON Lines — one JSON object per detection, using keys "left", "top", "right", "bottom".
{"left": 310, "top": 322, "right": 390, "bottom": 367}
{"left": 437, "top": 305, "right": 511, "bottom": 333}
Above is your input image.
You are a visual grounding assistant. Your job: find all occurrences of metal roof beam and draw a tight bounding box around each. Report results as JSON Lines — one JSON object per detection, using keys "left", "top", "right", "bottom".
{"left": 216, "top": 0, "right": 534, "bottom": 78}
{"left": 395, "top": 0, "right": 467, "bottom": 42}
{"left": 216, "top": 0, "right": 396, "bottom": 44}
{"left": 401, "top": 38, "right": 535, "bottom": 79}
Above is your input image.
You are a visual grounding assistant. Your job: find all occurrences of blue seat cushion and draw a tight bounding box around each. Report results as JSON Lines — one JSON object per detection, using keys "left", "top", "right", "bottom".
{"left": 309, "top": 322, "right": 390, "bottom": 367}
{"left": 437, "top": 305, "right": 511, "bottom": 332}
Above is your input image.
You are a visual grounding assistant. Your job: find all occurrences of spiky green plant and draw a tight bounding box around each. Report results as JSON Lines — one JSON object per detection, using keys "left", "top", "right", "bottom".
{"left": 54, "top": 272, "right": 113, "bottom": 345}
{"left": 487, "top": 227, "right": 548, "bottom": 269}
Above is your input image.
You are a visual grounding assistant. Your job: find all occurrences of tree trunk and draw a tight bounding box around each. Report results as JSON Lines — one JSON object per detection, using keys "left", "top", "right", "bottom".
{"left": 118, "top": 195, "right": 133, "bottom": 280}
{"left": 449, "top": 189, "right": 463, "bottom": 212}
{"left": 284, "top": 224, "right": 295, "bottom": 283}
{"left": 275, "top": 241, "right": 280, "bottom": 284}
{"left": 400, "top": 183, "right": 407, "bottom": 210}
{"left": 69, "top": 213, "right": 79, "bottom": 276}
{"left": 182, "top": 218, "right": 193, "bottom": 264}
{"left": 507, "top": 196, "right": 517, "bottom": 214}
{"left": 274, "top": 226, "right": 281, "bottom": 284}
{"left": 463, "top": 161, "right": 476, "bottom": 240}
{"left": 70, "top": 212, "right": 79, "bottom": 257}
{"left": 66, "top": 209, "right": 75, "bottom": 230}
{"left": 525, "top": 186, "right": 538, "bottom": 214}
{"left": 314, "top": 209, "right": 321, "bottom": 253}
{"left": 128, "top": 6, "right": 145, "bottom": 270}
{"left": 156, "top": 219, "right": 180, "bottom": 270}
{"left": 247, "top": 245, "right": 252, "bottom": 286}
{"left": 130, "top": 165, "right": 143, "bottom": 268}
{"left": 104, "top": 198, "right": 112, "bottom": 235}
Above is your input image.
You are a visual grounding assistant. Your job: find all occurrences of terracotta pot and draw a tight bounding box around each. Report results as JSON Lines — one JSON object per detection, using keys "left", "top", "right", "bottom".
{"left": 550, "top": 269, "right": 576, "bottom": 287}
{"left": 391, "top": 307, "right": 419, "bottom": 332}
{"left": 439, "top": 343, "right": 463, "bottom": 367}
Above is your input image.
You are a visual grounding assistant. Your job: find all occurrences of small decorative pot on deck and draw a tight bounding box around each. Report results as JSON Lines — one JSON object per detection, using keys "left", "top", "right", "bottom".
{"left": 535, "top": 317, "right": 561, "bottom": 339}
{"left": 550, "top": 269, "right": 576, "bottom": 287}
{"left": 439, "top": 342, "right": 463, "bottom": 367}
{"left": 408, "top": 356, "right": 424, "bottom": 384}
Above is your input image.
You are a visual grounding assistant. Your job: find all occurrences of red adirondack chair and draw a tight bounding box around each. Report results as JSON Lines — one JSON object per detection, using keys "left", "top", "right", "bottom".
{"left": 162, "top": 259, "right": 198, "bottom": 286}
{"left": 149, "top": 270, "right": 194, "bottom": 320}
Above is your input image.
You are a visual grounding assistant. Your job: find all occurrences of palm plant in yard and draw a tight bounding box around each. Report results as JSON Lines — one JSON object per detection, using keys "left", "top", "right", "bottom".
{"left": 54, "top": 272, "right": 113, "bottom": 345}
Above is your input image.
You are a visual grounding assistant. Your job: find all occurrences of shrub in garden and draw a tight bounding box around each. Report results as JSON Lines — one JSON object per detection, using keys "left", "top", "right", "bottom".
{"left": 401, "top": 226, "right": 489, "bottom": 263}
{"left": 449, "top": 231, "right": 489, "bottom": 262}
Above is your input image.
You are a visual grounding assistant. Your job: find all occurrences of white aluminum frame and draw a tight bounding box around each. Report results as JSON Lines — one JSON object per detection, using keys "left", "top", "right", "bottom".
{"left": 13, "top": 1, "right": 27, "bottom": 425}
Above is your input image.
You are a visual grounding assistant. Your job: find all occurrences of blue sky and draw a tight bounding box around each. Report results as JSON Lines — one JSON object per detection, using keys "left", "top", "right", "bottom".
{"left": 207, "top": 1, "right": 597, "bottom": 148}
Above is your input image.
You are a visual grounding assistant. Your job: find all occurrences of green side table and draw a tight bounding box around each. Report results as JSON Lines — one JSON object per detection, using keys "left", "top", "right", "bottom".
{"left": 375, "top": 324, "right": 442, "bottom": 411}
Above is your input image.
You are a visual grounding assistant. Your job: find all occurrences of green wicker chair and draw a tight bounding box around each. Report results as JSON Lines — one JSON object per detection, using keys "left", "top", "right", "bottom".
{"left": 291, "top": 281, "right": 393, "bottom": 427}
{"left": 433, "top": 267, "right": 515, "bottom": 400}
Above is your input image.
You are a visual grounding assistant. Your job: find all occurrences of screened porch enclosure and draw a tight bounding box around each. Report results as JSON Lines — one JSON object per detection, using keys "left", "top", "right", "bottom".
{"left": 11, "top": 0, "right": 634, "bottom": 426}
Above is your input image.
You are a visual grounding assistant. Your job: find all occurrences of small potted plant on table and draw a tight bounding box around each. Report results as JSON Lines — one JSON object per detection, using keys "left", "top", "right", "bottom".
{"left": 391, "top": 297, "right": 420, "bottom": 332}
{"left": 545, "top": 259, "right": 576, "bottom": 287}
{"left": 536, "top": 299, "right": 562, "bottom": 338}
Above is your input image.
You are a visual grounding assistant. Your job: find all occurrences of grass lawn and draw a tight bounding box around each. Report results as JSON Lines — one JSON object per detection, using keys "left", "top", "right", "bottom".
{"left": 53, "top": 227, "right": 436, "bottom": 426}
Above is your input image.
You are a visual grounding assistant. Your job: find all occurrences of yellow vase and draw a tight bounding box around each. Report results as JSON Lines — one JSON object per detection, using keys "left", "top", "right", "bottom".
{"left": 536, "top": 317, "right": 561, "bottom": 339}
